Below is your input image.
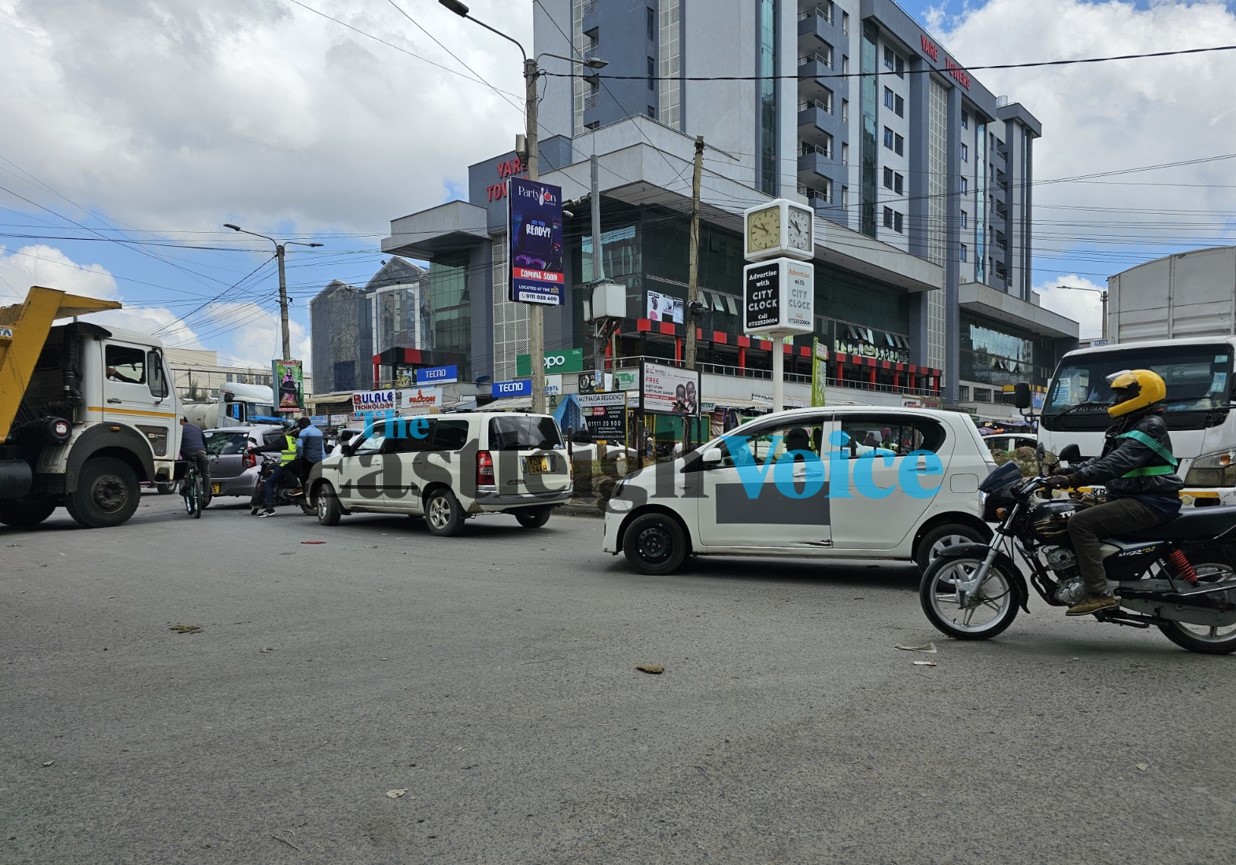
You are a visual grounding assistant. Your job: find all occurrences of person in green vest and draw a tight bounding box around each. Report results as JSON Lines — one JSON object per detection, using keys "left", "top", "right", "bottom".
{"left": 248, "top": 423, "right": 300, "bottom": 515}
{"left": 1044, "top": 369, "right": 1183, "bottom": 616}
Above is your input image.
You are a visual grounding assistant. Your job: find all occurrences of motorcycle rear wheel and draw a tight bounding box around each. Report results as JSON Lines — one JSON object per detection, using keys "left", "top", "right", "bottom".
{"left": 920, "top": 555, "right": 1019, "bottom": 640}
{"left": 1157, "top": 555, "right": 1236, "bottom": 655}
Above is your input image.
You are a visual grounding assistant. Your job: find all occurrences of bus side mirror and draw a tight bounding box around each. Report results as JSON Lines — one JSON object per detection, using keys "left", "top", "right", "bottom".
{"left": 1013, "top": 382, "right": 1032, "bottom": 410}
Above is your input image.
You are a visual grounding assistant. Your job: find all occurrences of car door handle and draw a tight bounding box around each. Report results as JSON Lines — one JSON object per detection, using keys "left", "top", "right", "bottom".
{"left": 107, "top": 397, "right": 122, "bottom": 404}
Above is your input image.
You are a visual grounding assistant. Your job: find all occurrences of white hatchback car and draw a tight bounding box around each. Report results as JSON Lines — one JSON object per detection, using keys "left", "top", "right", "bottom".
{"left": 310, "top": 412, "right": 573, "bottom": 535}
{"left": 603, "top": 406, "right": 997, "bottom": 574}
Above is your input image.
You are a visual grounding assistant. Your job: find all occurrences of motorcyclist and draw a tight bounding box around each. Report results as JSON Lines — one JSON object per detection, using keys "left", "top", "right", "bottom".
{"left": 1044, "top": 369, "right": 1184, "bottom": 616}
{"left": 251, "top": 423, "right": 299, "bottom": 516}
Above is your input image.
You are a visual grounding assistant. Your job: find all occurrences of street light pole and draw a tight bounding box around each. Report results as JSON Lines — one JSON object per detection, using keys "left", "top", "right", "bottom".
{"left": 223, "top": 224, "right": 323, "bottom": 360}
{"left": 1055, "top": 284, "right": 1109, "bottom": 341}
{"left": 439, "top": 0, "right": 606, "bottom": 415}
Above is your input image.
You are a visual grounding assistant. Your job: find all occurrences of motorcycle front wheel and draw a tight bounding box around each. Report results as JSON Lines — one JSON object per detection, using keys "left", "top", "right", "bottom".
{"left": 920, "top": 555, "right": 1019, "bottom": 640}
{"left": 1157, "top": 554, "right": 1236, "bottom": 655}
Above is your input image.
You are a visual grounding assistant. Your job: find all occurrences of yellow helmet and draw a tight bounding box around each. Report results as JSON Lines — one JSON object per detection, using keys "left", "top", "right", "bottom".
{"left": 1105, "top": 368, "right": 1167, "bottom": 418}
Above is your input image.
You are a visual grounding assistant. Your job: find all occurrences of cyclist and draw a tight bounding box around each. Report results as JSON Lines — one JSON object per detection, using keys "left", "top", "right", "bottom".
{"left": 179, "top": 417, "right": 210, "bottom": 497}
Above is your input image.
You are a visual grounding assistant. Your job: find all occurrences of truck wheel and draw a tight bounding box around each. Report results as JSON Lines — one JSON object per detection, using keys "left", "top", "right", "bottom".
{"left": 156, "top": 483, "right": 174, "bottom": 495}
{"left": 66, "top": 457, "right": 139, "bottom": 528}
{"left": 0, "top": 498, "right": 57, "bottom": 527}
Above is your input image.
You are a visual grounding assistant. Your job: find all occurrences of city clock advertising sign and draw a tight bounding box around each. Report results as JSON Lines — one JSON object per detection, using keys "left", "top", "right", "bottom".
{"left": 743, "top": 258, "right": 815, "bottom": 335}
{"left": 507, "top": 176, "right": 565, "bottom": 306}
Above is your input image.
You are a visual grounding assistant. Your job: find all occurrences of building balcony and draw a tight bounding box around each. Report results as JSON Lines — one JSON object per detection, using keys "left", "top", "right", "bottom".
{"left": 797, "top": 6, "right": 836, "bottom": 47}
{"left": 797, "top": 100, "right": 832, "bottom": 135}
{"left": 797, "top": 143, "right": 832, "bottom": 179}
{"left": 797, "top": 54, "right": 833, "bottom": 88}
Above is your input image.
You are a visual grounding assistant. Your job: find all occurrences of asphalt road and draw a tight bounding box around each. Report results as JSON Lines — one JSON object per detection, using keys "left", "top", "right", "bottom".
{"left": 3, "top": 492, "right": 1233, "bottom": 865}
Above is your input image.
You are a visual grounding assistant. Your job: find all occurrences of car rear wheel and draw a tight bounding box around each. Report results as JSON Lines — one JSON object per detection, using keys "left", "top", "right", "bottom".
{"left": 424, "top": 488, "right": 464, "bottom": 537}
{"left": 514, "top": 506, "right": 551, "bottom": 529}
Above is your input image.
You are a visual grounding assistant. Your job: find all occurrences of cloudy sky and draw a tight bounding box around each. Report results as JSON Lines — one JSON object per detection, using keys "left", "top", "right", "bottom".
{"left": 1, "top": 0, "right": 1234, "bottom": 376}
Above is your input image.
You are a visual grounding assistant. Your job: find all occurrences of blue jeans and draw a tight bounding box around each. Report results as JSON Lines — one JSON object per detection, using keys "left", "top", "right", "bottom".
{"left": 265, "top": 464, "right": 293, "bottom": 509}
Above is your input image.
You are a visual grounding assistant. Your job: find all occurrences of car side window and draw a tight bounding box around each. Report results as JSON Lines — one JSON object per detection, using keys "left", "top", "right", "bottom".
{"left": 718, "top": 420, "right": 825, "bottom": 467}
{"left": 386, "top": 418, "right": 435, "bottom": 454}
{"left": 837, "top": 415, "right": 946, "bottom": 458}
{"left": 431, "top": 419, "right": 470, "bottom": 452}
{"left": 352, "top": 427, "right": 387, "bottom": 456}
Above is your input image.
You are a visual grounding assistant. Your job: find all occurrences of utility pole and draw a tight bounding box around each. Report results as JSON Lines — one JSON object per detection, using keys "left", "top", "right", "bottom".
{"left": 684, "top": 136, "right": 704, "bottom": 370}
{"left": 223, "top": 223, "right": 322, "bottom": 361}
{"left": 274, "top": 244, "right": 290, "bottom": 360}
{"left": 591, "top": 154, "right": 606, "bottom": 391}
{"left": 524, "top": 57, "right": 547, "bottom": 414}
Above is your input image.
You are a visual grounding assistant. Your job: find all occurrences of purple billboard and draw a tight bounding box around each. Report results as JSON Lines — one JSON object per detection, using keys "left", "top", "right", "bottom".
{"left": 507, "top": 176, "right": 565, "bottom": 305}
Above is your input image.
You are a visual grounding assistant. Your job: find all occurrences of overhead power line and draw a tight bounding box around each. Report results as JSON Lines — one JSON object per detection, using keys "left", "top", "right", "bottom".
{"left": 540, "top": 44, "right": 1236, "bottom": 82}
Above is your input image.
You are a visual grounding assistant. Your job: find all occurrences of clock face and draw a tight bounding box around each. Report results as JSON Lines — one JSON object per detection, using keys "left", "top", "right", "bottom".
{"left": 787, "top": 208, "right": 812, "bottom": 251}
{"left": 747, "top": 207, "right": 781, "bottom": 252}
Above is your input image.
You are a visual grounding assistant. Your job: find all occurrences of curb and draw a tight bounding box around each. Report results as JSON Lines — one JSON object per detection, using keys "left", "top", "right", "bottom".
{"left": 559, "top": 498, "right": 604, "bottom": 518}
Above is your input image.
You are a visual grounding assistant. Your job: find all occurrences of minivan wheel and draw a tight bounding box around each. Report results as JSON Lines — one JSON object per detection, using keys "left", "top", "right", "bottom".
{"left": 916, "top": 523, "right": 987, "bottom": 573}
{"left": 425, "top": 488, "right": 464, "bottom": 537}
{"left": 514, "top": 506, "right": 551, "bottom": 529}
{"left": 623, "top": 512, "right": 688, "bottom": 575}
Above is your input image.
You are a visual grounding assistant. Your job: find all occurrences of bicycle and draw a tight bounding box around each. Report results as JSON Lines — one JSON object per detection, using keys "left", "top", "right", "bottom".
{"left": 182, "top": 460, "right": 209, "bottom": 518}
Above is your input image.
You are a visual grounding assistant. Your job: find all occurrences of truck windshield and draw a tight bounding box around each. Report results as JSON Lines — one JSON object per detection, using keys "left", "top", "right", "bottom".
{"left": 1042, "top": 343, "right": 1234, "bottom": 432}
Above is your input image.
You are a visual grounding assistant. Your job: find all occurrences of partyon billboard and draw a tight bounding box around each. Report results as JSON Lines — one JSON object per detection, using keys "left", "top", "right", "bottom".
{"left": 507, "top": 177, "right": 565, "bottom": 305}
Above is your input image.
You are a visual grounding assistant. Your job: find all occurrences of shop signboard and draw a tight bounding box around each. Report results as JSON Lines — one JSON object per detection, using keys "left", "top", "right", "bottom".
{"left": 642, "top": 360, "right": 700, "bottom": 416}
{"left": 399, "top": 387, "right": 442, "bottom": 412}
{"left": 507, "top": 176, "right": 565, "bottom": 305}
{"left": 647, "top": 290, "right": 684, "bottom": 324}
{"left": 578, "top": 392, "right": 627, "bottom": 439}
{"left": 493, "top": 379, "right": 532, "bottom": 398}
{"left": 516, "top": 347, "right": 583, "bottom": 376}
{"left": 351, "top": 389, "right": 397, "bottom": 419}
{"left": 415, "top": 365, "right": 458, "bottom": 386}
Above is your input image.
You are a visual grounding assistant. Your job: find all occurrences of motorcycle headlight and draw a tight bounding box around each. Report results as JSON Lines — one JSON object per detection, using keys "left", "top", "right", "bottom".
{"left": 1184, "top": 451, "right": 1236, "bottom": 487}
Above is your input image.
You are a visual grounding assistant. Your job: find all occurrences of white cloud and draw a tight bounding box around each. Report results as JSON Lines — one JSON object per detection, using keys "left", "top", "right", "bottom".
{"left": 0, "top": 0, "right": 533, "bottom": 234}
{"left": 0, "top": 243, "right": 204, "bottom": 344}
{"left": 929, "top": 0, "right": 1236, "bottom": 280}
{"left": 1034, "top": 274, "right": 1107, "bottom": 338}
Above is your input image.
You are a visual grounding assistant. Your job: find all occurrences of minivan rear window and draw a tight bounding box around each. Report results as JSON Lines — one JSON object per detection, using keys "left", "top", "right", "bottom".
{"left": 488, "top": 416, "right": 564, "bottom": 451}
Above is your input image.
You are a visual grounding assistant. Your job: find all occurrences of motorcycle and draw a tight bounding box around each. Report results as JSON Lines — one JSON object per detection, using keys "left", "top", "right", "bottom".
{"left": 919, "top": 444, "right": 1236, "bottom": 654}
{"left": 248, "top": 452, "right": 314, "bottom": 516}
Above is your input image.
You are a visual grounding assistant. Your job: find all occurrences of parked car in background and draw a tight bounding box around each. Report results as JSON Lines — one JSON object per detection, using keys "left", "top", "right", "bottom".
{"left": 311, "top": 412, "right": 574, "bottom": 535}
{"left": 203, "top": 424, "right": 289, "bottom": 502}
{"left": 982, "top": 432, "right": 1037, "bottom": 455}
{"left": 604, "top": 406, "right": 998, "bottom": 575}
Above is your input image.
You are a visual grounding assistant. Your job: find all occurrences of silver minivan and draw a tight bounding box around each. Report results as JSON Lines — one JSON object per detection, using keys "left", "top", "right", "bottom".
{"left": 310, "top": 412, "right": 573, "bottom": 535}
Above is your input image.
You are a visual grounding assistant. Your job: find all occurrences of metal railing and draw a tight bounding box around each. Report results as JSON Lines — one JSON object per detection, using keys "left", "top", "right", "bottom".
{"left": 797, "top": 97, "right": 832, "bottom": 114}
{"left": 800, "top": 141, "right": 832, "bottom": 159}
{"left": 610, "top": 355, "right": 940, "bottom": 397}
{"left": 798, "top": 50, "right": 832, "bottom": 69}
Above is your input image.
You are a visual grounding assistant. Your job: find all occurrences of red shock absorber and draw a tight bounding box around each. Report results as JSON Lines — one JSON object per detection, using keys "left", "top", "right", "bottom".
{"left": 1166, "top": 548, "right": 1199, "bottom": 586}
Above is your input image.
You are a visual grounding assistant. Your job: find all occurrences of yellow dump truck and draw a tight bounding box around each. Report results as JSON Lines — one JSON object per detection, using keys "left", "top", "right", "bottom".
{"left": 0, "top": 286, "right": 180, "bottom": 528}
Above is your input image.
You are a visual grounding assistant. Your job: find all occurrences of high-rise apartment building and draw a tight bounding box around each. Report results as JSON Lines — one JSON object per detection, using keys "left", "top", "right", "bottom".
{"left": 382, "top": 0, "right": 1078, "bottom": 417}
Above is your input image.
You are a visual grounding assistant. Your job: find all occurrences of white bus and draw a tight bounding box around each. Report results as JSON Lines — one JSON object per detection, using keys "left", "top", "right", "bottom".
{"left": 1037, "top": 336, "right": 1236, "bottom": 508}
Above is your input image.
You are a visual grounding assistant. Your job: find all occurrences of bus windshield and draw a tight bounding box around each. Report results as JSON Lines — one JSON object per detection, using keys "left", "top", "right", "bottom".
{"left": 1042, "top": 343, "right": 1234, "bottom": 432}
